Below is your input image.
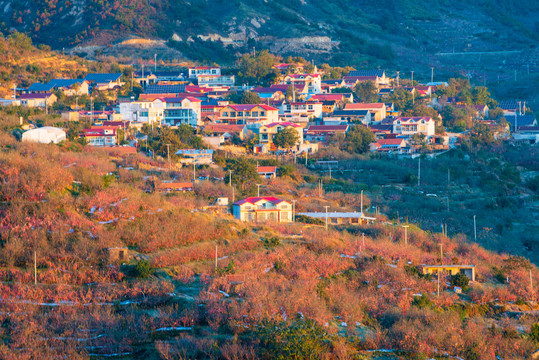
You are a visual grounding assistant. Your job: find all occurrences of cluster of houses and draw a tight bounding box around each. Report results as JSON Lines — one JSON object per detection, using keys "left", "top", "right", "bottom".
{"left": 6, "top": 64, "right": 538, "bottom": 150}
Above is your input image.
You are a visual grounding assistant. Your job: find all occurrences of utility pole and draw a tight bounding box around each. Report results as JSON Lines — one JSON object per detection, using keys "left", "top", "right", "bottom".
{"left": 329, "top": 166, "right": 332, "bottom": 179}
{"left": 229, "top": 170, "right": 232, "bottom": 187}
{"left": 402, "top": 225, "right": 409, "bottom": 246}
{"left": 256, "top": 184, "right": 261, "bottom": 197}
{"left": 473, "top": 215, "right": 477, "bottom": 242}
{"left": 305, "top": 150, "right": 308, "bottom": 166}
{"left": 193, "top": 163, "right": 196, "bottom": 182}
{"left": 530, "top": 270, "right": 534, "bottom": 294}
{"left": 417, "top": 157, "right": 421, "bottom": 186}
{"left": 324, "top": 206, "right": 330, "bottom": 231}
{"left": 362, "top": 232, "right": 365, "bottom": 250}
{"left": 431, "top": 67, "right": 434, "bottom": 83}
{"left": 439, "top": 243, "right": 443, "bottom": 263}
{"left": 360, "top": 190, "right": 364, "bottom": 214}
{"left": 90, "top": 96, "right": 94, "bottom": 124}
{"left": 154, "top": 53, "right": 157, "bottom": 74}
{"left": 396, "top": 71, "right": 400, "bottom": 87}
{"left": 518, "top": 101, "right": 522, "bottom": 115}
{"left": 292, "top": 200, "right": 296, "bottom": 223}
{"left": 411, "top": 70, "right": 414, "bottom": 84}
{"left": 166, "top": 144, "right": 171, "bottom": 172}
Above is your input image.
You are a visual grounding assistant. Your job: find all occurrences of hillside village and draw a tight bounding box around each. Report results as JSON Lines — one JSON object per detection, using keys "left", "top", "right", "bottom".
{"left": 1, "top": 39, "right": 539, "bottom": 359}
{"left": 5, "top": 57, "right": 538, "bottom": 158}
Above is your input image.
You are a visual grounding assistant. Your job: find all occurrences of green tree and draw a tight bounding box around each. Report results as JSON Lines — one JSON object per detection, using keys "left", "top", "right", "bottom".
{"left": 257, "top": 319, "right": 331, "bottom": 360}
{"left": 472, "top": 86, "right": 491, "bottom": 105}
{"left": 353, "top": 80, "right": 378, "bottom": 103}
{"left": 134, "top": 260, "right": 153, "bottom": 278}
{"left": 450, "top": 273, "right": 470, "bottom": 288}
{"left": 238, "top": 50, "right": 276, "bottom": 83}
{"left": 273, "top": 127, "right": 300, "bottom": 150}
{"left": 387, "top": 88, "right": 413, "bottom": 111}
{"left": 343, "top": 125, "right": 375, "bottom": 153}
{"left": 529, "top": 323, "right": 539, "bottom": 343}
{"left": 228, "top": 158, "right": 260, "bottom": 190}
{"left": 278, "top": 164, "right": 296, "bottom": 178}
{"left": 470, "top": 122, "right": 495, "bottom": 145}
{"left": 239, "top": 91, "right": 262, "bottom": 104}
{"left": 489, "top": 107, "right": 504, "bottom": 120}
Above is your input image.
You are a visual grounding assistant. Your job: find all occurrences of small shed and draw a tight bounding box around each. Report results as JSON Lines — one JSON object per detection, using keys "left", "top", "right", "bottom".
{"left": 106, "top": 247, "right": 133, "bottom": 263}
{"left": 421, "top": 265, "right": 476, "bottom": 281}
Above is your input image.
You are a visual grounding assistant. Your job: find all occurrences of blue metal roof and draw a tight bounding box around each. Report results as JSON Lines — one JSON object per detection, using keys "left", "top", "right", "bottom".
{"left": 27, "top": 83, "right": 55, "bottom": 92}
{"left": 505, "top": 115, "right": 536, "bottom": 127}
{"left": 84, "top": 73, "right": 122, "bottom": 82}
{"left": 145, "top": 84, "right": 186, "bottom": 94}
{"left": 48, "top": 79, "right": 84, "bottom": 87}
{"left": 348, "top": 70, "right": 385, "bottom": 77}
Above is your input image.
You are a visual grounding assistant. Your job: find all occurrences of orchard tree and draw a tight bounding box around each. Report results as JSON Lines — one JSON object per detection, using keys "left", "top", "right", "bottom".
{"left": 343, "top": 125, "right": 375, "bottom": 153}
{"left": 240, "top": 91, "right": 262, "bottom": 104}
{"left": 273, "top": 127, "right": 300, "bottom": 151}
{"left": 353, "top": 80, "right": 378, "bottom": 103}
{"left": 228, "top": 158, "right": 260, "bottom": 190}
{"left": 238, "top": 50, "right": 277, "bottom": 83}
{"left": 388, "top": 88, "right": 413, "bottom": 111}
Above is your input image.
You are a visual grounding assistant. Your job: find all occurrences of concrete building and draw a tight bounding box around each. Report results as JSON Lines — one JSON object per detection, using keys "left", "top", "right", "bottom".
{"left": 233, "top": 197, "right": 292, "bottom": 223}
{"left": 392, "top": 117, "right": 435, "bottom": 137}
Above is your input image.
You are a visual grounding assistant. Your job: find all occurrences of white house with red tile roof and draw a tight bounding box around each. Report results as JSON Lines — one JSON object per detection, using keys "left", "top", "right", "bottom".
{"left": 82, "top": 126, "right": 118, "bottom": 147}
{"left": 162, "top": 96, "right": 202, "bottom": 127}
{"left": 188, "top": 66, "right": 221, "bottom": 79}
{"left": 19, "top": 93, "right": 57, "bottom": 108}
{"left": 343, "top": 103, "right": 386, "bottom": 122}
{"left": 257, "top": 166, "right": 278, "bottom": 179}
{"left": 202, "top": 124, "right": 249, "bottom": 147}
{"left": 219, "top": 104, "right": 279, "bottom": 125}
{"left": 279, "top": 101, "right": 323, "bottom": 121}
{"left": 305, "top": 125, "right": 349, "bottom": 142}
{"left": 310, "top": 93, "right": 353, "bottom": 103}
{"left": 233, "top": 197, "right": 292, "bottom": 223}
{"left": 392, "top": 117, "right": 435, "bottom": 137}
{"left": 282, "top": 74, "right": 322, "bottom": 94}
{"left": 258, "top": 122, "right": 304, "bottom": 147}
{"left": 369, "top": 138, "right": 408, "bottom": 153}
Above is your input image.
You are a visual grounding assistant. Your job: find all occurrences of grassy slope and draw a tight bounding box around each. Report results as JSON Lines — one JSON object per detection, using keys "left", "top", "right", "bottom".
{"left": 0, "top": 123, "right": 538, "bottom": 358}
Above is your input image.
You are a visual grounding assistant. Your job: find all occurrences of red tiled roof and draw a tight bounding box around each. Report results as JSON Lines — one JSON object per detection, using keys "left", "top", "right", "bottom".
{"left": 264, "top": 122, "right": 302, "bottom": 128}
{"left": 377, "top": 138, "right": 405, "bottom": 146}
{"left": 286, "top": 73, "right": 321, "bottom": 78}
{"left": 345, "top": 103, "right": 385, "bottom": 110}
{"left": 257, "top": 166, "right": 277, "bottom": 173}
{"left": 306, "top": 125, "right": 348, "bottom": 133}
{"left": 204, "top": 124, "right": 245, "bottom": 133}
{"left": 394, "top": 116, "right": 433, "bottom": 123}
{"left": 233, "top": 197, "right": 289, "bottom": 206}
{"left": 20, "top": 93, "right": 54, "bottom": 99}
{"left": 227, "top": 104, "right": 278, "bottom": 111}
{"left": 310, "top": 94, "right": 348, "bottom": 101}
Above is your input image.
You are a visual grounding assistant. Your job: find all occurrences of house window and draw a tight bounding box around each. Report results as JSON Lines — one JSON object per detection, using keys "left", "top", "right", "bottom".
{"left": 252, "top": 111, "right": 258, "bottom": 117}
{"left": 230, "top": 112, "right": 236, "bottom": 117}
{"left": 223, "top": 112, "right": 229, "bottom": 116}
{"left": 238, "top": 112, "right": 243, "bottom": 117}
{"left": 308, "top": 105, "right": 313, "bottom": 110}
{"left": 260, "top": 111, "right": 265, "bottom": 116}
